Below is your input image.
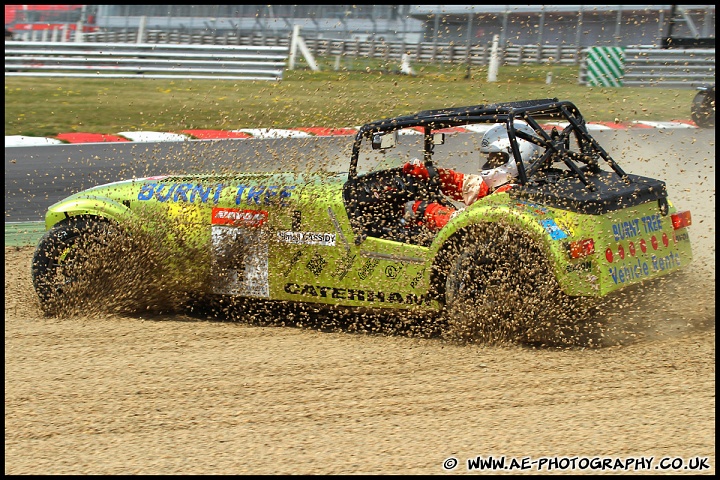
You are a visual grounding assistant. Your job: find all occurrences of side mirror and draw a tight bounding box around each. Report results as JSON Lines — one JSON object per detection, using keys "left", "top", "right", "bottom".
{"left": 432, "top": 133, "right": 445, "bottom": 145}
{"left": 371, "top": 131, "right": 397, "bottom": 150}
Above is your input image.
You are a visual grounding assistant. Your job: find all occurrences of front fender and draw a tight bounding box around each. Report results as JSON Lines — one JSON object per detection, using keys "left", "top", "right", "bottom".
{"left": 45, "top": 195, "right": 133, "bottom": 230}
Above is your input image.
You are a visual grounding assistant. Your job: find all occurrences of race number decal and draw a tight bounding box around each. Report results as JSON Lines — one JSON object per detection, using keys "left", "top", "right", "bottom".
{"left": 211, "top": 224, "right": 269, "bottom": 298}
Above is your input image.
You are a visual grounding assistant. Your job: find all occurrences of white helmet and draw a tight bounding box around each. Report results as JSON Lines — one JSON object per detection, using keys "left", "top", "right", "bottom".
{"left": 480, "top": 121, "right": 543, "bottom": 170}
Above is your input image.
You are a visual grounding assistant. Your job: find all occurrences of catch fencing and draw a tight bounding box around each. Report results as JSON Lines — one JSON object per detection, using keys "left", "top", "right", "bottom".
{"left": 4, "top": 41, "right": 289, "bottom": 81}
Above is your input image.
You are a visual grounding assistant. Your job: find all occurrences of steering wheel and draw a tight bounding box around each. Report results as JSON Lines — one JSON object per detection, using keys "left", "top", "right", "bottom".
{"left": 391, "top": 175, "right": 407, "bottom": 192}
{"left": 362, "top": 178, "right": 382, "bottom": 198}
{"left": 421, "top": 162, "right": 446, "bottom": 201}
{"left": 363, "top": 175, "right": 402, "bottom": 193}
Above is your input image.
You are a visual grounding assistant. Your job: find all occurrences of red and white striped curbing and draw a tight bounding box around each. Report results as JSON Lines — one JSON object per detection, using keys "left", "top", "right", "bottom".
{"left": 4, "top": 120, "right": 701, "bottom": 147}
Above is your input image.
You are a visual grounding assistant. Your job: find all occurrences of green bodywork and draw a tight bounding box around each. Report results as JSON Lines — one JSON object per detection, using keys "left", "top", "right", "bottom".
{"left": 42, "top": 168, "right": 693, "bottom": 313}
{"left": 39, "top": 99, "right": 693, "bottom": 313}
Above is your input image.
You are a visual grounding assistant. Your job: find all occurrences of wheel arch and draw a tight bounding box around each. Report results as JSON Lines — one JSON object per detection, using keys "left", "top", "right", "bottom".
{"left": 44, "top": 195, "right": 133, "bottom": 231}
{"left": 427, "top": 207, "right": 561, "bottom": 303}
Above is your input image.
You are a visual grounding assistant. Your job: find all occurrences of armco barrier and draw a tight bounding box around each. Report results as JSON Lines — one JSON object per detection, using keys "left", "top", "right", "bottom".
{"left": 622, "top": 48, "right": 716, "bottom": 88}
{"left": 4, "top": 41, "right": 289, "bottom": 81}
{"left": 17, "top": 29, "right": 585, "bottom": 67}
{"left": 580, "top": 46, "right": 715, "bottom": 88}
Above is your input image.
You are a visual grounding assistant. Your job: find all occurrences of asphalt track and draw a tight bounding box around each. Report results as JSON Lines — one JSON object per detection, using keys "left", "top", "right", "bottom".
{"left": 4, "top": 125, "right": 714, "bottom": 250}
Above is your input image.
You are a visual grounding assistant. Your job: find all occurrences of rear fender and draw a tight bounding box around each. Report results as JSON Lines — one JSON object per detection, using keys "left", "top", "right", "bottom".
{"left": 428, "top": 202, "right": 566, "bottom": 299}
{"left": 431, "top": 202, "right": 556, "bottom": 254}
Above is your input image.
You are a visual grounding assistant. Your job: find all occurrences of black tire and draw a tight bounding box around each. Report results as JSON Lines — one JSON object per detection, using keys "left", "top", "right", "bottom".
{"left": 31, "top": 216, "right": 180, "bottom": 317}
{"left": 442, "top": 224, "right": 598, "bottom": 346}
{"left": 31, "top": 217, "right": 119, "bottom": 315}
{"left": 691, "top": 90, "right": 715, "bottom": 128}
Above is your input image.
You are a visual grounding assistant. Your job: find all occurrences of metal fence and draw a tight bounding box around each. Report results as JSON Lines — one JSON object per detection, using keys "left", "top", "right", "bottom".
{"left": 300, "top": 38, "right": 583, "bottom": 66}
{"left": 622, "top": 47, "right": 716, "bottom": 87}
{"left": 6, "top": 35, "right": 716, "bottom": 88}
{"left": 4, "top": 41, "right": 289, "bottom": 81}
{"left": 579, "top": 47, "right": 716, "bottom": 88}
{"left": 59, "top": 29, "right": 583, "bottom": 66}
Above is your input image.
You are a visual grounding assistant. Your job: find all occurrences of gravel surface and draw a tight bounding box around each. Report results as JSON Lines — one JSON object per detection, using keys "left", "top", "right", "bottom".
{"left": 4, "top": 243, "right": 715, "bottom": 475}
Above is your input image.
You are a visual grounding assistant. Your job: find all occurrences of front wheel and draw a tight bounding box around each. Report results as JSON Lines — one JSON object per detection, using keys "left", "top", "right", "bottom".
{"left": 31, "top": 216, "right": 173, "bottom": 316}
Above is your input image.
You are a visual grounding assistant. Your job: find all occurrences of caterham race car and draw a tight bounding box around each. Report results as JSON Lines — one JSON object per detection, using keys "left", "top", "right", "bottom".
{"left": 31, "top": 99, "right": 694, "bottom": 344}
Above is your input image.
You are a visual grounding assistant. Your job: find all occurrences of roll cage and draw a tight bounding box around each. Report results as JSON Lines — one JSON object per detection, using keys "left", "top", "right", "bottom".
{"left": 349, "top": 98, "right": 630, "bottom": 192}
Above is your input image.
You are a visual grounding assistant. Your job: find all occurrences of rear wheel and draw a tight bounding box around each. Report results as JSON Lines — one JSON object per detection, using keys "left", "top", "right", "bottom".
{"left": 443, "top": 224, "right": 597, "bottom": 346}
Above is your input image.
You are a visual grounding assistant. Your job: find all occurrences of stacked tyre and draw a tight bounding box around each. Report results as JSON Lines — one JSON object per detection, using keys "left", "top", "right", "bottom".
{"left": 691, "top": 84, "right": 715, "bottom": 128}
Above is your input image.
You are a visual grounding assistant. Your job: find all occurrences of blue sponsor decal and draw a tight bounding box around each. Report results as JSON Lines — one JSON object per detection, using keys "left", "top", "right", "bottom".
{"left": 608, "top": 252, "right": 681, "bottom": 285}
{"left": 611, "top": 214, "right": 663, "bottom": 241}
{"left": 138, "top": 182, "right": 225, "bottom": 203}
{"left": 235, "top": 185, "right": 295, "bottom": 207}
{"left": 540, "top": 219, "right": 568, "bottom": 240}
{"left": 138, "top": 182, "right": 296, "bottom": 205}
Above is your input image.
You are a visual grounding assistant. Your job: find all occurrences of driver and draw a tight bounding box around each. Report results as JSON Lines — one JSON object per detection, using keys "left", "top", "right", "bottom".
{"left": 401, "top": 121, "right": 542, "bottom": 230}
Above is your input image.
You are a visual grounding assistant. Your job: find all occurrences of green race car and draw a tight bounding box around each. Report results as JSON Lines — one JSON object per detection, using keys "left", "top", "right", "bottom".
{"left": 31, "top": 99, "right": 693, "bottom": 343}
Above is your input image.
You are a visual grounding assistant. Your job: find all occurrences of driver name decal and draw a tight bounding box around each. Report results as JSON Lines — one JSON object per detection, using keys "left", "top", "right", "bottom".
{"left": 277, "top": 231, "right": 336, "bottom": 246}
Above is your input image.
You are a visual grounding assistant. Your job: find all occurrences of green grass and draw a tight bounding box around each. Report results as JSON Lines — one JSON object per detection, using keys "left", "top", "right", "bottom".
{"left": 4, "top": 61, "right": 698, "bottom": 137}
